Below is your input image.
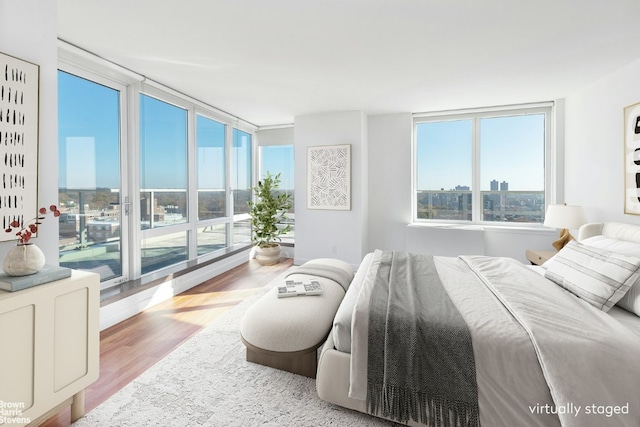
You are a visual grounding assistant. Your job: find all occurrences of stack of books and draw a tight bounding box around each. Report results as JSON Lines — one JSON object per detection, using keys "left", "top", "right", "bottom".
{"left": 277, "top": 279, "right": 324, "bottom": 298}
{"left": 0, "top": 265, "right": 72, "bottom": 292}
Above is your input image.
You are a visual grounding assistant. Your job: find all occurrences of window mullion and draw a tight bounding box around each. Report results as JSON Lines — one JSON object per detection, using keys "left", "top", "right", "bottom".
{"left": 225, "top": 124, "right": 234, "bottom": 247}
{"left": 187, "top": 106, "right": 198, "bottom": 259}
{"left": 128, "top": 82, "right": 142, "bottom": 279}
{"left": 472, "top": 117, "right": 481, "bottom": 222}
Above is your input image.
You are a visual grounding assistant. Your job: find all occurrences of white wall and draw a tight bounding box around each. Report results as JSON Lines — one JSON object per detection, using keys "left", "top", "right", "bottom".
{"left": 565, "top": 57, "right": 640, "bottom": 224}
{"left": 256, "top": 126, "right": 294, "bottom": 146}
{"left": 293, "top": 111, "right": 368, "bottom": 266}
{"left": 367, "top": 113, "right": 412, "bottom": 251}
{"left": 0, "top": 1, "right": 59, "bottom": 263}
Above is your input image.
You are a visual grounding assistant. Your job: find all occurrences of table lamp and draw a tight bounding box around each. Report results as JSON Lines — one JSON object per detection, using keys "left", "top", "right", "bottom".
{"left": 543, "top": 204, "right": 587, "bottom": 251}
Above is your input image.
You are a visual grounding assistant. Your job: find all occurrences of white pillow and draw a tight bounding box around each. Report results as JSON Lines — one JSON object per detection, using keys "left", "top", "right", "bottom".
{"left": 543, "top": 240, "right": 640, "bottom": 312}
{"left": 581, "top": 235, "right": 640, "bottom": 257}
{"left": 580, "top": 235, "right": 640, "bottom": 315}
{"left": 617, "top": 285, "right": 640, "bottom": 316}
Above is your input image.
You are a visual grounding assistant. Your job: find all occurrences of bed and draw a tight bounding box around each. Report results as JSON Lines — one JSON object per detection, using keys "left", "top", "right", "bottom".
{"left": 316, "top": 222, "right": 640, "bottom": 427}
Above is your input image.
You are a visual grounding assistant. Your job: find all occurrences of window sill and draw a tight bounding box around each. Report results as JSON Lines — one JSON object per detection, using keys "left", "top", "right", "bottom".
{"left": 407, "top": 223, "right": 484, "bottom": 231}
{"left": 100, "top": 243, "right": 252, "bottom": 305}
{"left": 407, "top": 222, "right": 557, "bottom": 234}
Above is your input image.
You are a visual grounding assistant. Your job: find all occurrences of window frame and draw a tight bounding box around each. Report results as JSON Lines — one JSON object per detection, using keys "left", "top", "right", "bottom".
{"left": 412, "top": 102, "right": 555, "bottom": 226}
{"left": 56, "top": 65, "right": 131, "bottom": 290}
{"left": 58, "top": 41, "right": 258, "bottom": 289}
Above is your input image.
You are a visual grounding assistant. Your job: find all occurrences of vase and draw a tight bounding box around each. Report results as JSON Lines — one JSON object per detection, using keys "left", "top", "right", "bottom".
{"left": 3, "top": 243, "right": 46, "bottom": 276}
{"left": 255, "top": 244, "right": 281, "bottom": 266}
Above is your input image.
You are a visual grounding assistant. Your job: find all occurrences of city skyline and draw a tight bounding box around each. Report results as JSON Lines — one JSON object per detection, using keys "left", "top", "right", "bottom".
{"left": 435, "top": 179, "right": 510, "bottom": 192}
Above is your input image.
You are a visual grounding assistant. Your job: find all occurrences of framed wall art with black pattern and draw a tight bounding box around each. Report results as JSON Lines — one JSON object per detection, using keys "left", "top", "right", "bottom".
{"left": 0, "top": 51, "right": 40, "bottom": 240}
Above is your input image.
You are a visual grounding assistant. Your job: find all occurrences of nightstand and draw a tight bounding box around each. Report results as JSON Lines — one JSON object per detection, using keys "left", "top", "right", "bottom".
{"left": 525, "top": 250, "right": 556, "bottom": 266}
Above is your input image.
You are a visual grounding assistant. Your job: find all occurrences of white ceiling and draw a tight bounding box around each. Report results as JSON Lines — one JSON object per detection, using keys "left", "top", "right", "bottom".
{"left": 57, "top": 0, "right": 640, "bottom": 127}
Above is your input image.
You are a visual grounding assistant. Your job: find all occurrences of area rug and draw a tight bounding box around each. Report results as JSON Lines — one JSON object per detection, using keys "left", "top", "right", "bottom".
{"left": 73, "top": 271, "right": 397, "bottom": 427}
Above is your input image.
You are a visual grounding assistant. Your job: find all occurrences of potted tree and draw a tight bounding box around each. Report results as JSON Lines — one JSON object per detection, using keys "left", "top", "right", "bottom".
{"left": 248, "top": 172, "right": 293, "bottom": 265}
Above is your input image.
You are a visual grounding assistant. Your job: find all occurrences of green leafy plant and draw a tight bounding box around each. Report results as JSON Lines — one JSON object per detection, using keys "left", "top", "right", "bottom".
{"left": 248, "top": 172, "right": 292, "bottom": 248}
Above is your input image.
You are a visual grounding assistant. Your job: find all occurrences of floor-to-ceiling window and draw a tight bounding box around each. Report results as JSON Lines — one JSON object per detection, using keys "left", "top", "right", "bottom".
{"left": 58, "top": 60, "right": 257, "bottom": 299}
{"left": 139, "top": 94, "right": 189, "bottom": 274}
{"left": 58, "top": 70, "right": 129, "bottom": 285}
{"left": 196, "top": 114, "right": 227, "bottom": 256}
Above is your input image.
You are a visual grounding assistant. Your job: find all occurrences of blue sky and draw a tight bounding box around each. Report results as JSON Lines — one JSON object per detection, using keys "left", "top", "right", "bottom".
{"left": 59, "top": 71, "right": 255, "bottom": 191}
{"left": 61, "top": 70, "right": 535, "bottom": 195}
{"left": 140, "top": 94, "right": 188, "bottom": 189}
{"left": 416, "top": 114, "right": 545, "bottom": 191}
{"left": 260, "top": 145, "right": 294, "bottom": 190}
{"left": 58, "top": 71, "right": 120, "bottom": 189}
{"left": 196, "top": 114, "right": 225, "bottom": 190}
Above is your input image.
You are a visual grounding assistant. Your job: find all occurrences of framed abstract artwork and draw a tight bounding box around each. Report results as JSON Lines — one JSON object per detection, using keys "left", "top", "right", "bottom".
{"left": 0, "top": 52, "right": 40, "bottom": 240}
{"left": 624, "top": 101, "right": 640, "bottom": 215}
{"left": 307, "top": 144, "right": 351, "bottom": 210}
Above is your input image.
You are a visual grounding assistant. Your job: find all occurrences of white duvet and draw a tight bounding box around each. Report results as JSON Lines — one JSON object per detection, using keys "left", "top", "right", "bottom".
{"left": 348, "top": 251, "right": 640, "bottom": 426}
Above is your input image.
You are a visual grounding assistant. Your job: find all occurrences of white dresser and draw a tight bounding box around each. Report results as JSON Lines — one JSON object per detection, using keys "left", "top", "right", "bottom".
{"left": 0, "top": 270, "right": 100, "bottom": 426}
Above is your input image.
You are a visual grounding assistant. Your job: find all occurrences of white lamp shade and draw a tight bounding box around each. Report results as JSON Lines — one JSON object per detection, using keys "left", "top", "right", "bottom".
{"left": 543, "top": 204, "right": 587, "bottom": 229}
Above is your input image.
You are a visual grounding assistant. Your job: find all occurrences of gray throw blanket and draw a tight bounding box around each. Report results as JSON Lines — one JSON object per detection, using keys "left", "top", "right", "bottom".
{"left": 286, "top": 263, "right": 352, "bottom": 291}
{"left": 366, "top": 251, "right": 480, "bottom": 426}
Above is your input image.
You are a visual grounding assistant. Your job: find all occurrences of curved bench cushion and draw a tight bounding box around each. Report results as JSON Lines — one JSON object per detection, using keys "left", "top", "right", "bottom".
{"left": 240, "top": 271, "right": 349, "bottom": 353}
{"left": 286, "top": 258, "right": 355, "bottom": 291}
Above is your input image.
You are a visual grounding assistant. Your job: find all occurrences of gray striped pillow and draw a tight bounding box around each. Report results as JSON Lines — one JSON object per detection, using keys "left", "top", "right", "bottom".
{"left": 543, "top": 240, "right": 640, "bottom": 311}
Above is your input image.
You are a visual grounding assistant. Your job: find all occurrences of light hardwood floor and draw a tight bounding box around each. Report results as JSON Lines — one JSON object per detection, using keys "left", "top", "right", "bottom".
{"left": 40, "top": 257, "right": 293, "bottom": 427}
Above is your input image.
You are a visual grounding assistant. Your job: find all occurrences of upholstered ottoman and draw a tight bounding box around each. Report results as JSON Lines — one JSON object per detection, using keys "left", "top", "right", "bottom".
{"left": 240, "top": 258, "right": 354, "bottom": 378}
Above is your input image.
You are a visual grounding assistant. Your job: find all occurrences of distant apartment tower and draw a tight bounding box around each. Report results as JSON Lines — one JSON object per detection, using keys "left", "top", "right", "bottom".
{"left": 490, "top": 180, "right": 509, "bottom": 191}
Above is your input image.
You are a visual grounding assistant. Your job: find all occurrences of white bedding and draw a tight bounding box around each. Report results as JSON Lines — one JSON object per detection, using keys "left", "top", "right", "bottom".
{"left": 332, "top": 252, "right": 373, "bottom": 352}
{"left": 343, "top": 251, "right": 640, "bottom": 426}
{"left": 609, "top": 306, "right": 640, "bottom": 338}
{"left": 336, "top": 259, "right": 640, "bottom": 354}
{"left": 351, "top": 253, "right": 561, "bottom": 426}
{"left": 463, "top": 255, "right": 640, "bottom": 427}
{"left": 544, "top": 247, "right": 640, "bottom": 336}
{"left": 322, "top": 222, "right": 640, "bottom": 426}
